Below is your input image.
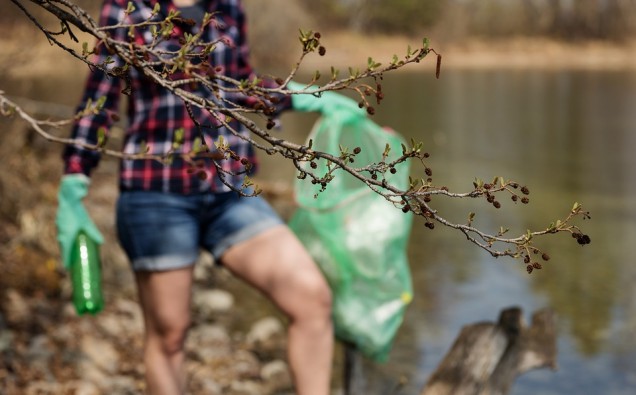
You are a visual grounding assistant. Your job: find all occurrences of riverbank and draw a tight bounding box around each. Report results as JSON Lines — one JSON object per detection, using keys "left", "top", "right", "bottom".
{"left": 0, "top": 260, "right": 302, "bottom": 394}
{"left": 300, "top": 32, "right": 636, "bottom": 73}
{"left": 3, "top": 26, "right": 636, "bottom": 81}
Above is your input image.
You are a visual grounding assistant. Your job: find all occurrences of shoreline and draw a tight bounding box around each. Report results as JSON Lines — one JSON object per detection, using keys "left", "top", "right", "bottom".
{"left": 298, "top": 33, "right": 636, "bottom": 73}
{"left": 3, "top": 29, "right": 636, "bottom": 81}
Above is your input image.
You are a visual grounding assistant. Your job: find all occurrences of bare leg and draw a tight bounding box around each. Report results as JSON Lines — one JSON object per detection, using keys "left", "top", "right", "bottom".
{"left": 135, "top": 267, "right": 194, "bottom": 395}
{"left": 222, "top": 225, "right": 333, "bottom": 395}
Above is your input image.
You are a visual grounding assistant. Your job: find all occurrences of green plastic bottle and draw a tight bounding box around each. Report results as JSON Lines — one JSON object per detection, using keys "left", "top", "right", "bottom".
{"left": 70, "top": 231, "right": 104, "bottom": 315}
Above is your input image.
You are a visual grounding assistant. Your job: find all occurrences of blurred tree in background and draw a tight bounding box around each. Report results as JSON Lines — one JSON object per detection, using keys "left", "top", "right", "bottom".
{"left": 439, "top": 0, "right": 636, "bottom": 40}
{"left": 4, "top": 0, "right": 636, "bottom": 44}
{"left": 298, "top": 0, "right": 444, "bottom": 34}
{"left": 545, "top": 0, "right": 636, "bottom": 39}
{"left": 296, "top": 0, "right": 636, "bottom": 40}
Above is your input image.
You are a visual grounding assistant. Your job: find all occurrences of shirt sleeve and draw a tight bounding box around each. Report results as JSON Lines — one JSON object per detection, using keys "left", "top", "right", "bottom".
{"left": 63, "top": 0, "right": 127, "bottom": 176}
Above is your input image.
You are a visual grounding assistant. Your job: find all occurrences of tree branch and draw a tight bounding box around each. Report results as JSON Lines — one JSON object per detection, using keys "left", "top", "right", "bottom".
{"left": 2, "top": 0, "right": 592, "bottom": 268}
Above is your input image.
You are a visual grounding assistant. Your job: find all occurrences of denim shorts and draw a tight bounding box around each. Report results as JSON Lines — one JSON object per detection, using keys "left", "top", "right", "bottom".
{"left": 116, "top": 191, "right": 283, "bottom": 271}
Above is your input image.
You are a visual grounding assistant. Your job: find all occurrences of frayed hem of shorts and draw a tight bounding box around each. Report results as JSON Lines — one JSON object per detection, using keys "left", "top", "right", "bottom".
{"left": 131, "top": 252, "right": 199, "bottom": 272}
{"left": 212, "top": 219, "right": 283, "bottom": 261}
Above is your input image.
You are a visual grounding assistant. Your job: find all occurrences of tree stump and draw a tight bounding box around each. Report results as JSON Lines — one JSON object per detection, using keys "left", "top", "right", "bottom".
{"left": 421, "top": 306, "right": 556, "bottom": 395}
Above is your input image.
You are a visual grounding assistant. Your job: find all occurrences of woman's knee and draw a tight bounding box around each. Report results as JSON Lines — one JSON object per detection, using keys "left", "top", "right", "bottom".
{"left": 147, "top": 315, "right": 191, "bottom": 355}
{"left": 289, "top": 273, "right": 333, "bottom": 322}
{"left": 311, "top": 276, "right": 333, "bottom": 313}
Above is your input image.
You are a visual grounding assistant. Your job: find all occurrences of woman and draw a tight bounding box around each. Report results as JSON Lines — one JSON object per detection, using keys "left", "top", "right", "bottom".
{"left": 56, "top": 1, "right": 334, "bottom": 394}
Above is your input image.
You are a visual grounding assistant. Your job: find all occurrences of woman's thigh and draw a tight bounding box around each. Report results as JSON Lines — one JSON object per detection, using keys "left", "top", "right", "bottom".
{"left": 220, "top": 226, "right": 332, "bottom": 318}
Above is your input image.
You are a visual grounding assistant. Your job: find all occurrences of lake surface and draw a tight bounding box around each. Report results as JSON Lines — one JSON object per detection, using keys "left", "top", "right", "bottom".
{"left": 262, "top": 69, "right": 636, "bottom": 394}
{"left": 3, "top": 67, "right": 635, "bottom": 394}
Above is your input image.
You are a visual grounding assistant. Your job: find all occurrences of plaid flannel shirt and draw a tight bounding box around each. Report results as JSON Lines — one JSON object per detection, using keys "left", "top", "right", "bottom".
{"left": 64, "top": 0, "right": 291, "bottom": 194}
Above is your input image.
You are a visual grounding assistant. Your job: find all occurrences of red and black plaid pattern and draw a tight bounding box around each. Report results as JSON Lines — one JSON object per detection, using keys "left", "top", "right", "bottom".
{"left": 64, "top": 0, "right": 291, "bottom": 194}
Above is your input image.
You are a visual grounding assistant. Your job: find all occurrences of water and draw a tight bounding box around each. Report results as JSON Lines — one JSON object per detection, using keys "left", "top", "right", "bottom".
{"left": 261, "top": 69, "right": 636, "bottom": 394}
{"left": 3, "top": 68, "right": 635, "bottom": 394}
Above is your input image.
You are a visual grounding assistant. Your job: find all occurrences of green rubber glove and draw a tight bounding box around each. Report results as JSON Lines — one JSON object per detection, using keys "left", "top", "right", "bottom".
{"left": 56, "top": 174, "right": 104, "bottom": 269}
{"left": 288, "top": 81, "right": 366, "bottom": 121}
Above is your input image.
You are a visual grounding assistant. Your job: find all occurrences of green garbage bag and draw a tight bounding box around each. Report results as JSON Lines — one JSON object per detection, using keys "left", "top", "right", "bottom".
{"left": 288, "top": 109, "right": 413, "bottom": 362}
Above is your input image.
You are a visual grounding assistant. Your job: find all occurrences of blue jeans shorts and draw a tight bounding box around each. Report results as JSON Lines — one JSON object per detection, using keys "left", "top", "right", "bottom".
{"left": 116, "top": 191, "right": 283, "bottom": 271}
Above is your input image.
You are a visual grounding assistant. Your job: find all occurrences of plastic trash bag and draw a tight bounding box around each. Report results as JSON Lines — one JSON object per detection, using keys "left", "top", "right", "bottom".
{"left": 288, "top": 110, "right": 413, "bottom": 362}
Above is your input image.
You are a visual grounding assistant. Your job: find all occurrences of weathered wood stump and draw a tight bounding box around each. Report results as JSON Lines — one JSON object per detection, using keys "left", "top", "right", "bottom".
{"left": 421, "top": 306, "right": 556, "bottom": 395}
{"left": 342, "top": 307, "right": 556, "bottom": 395}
